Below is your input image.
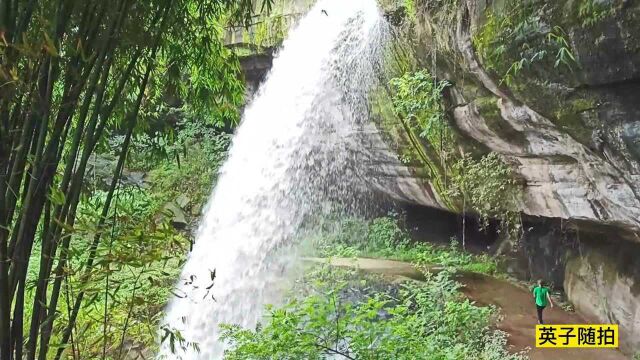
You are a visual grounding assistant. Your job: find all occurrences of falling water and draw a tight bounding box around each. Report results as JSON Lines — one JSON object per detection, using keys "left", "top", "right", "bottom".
{"left": 160, "top": 0, "right": 388, "bottom": 358}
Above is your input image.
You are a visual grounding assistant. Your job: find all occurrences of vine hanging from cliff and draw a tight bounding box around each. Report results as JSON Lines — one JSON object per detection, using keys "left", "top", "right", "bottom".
{"left": 389, "top": 70, "right": 456, "bottom": 206}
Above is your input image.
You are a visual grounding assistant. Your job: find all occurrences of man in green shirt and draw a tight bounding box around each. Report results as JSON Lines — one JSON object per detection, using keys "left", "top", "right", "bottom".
{"left": 532, "top": 279, "right": 554, "bottom": 324}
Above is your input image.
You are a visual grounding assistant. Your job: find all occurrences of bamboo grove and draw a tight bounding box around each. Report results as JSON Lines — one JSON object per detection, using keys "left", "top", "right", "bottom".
{"left": 0, "top": 0, "right": 269, "bottom": 358}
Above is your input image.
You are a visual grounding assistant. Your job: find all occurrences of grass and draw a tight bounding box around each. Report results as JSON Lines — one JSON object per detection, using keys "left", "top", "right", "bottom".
{"left": 312, "top": 214, "right": 499, "bottom": 275}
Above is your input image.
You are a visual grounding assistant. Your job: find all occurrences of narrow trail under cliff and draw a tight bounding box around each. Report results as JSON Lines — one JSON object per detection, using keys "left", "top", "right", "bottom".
{"left": 309, "top": 258, "right": 626, "bottom": 360}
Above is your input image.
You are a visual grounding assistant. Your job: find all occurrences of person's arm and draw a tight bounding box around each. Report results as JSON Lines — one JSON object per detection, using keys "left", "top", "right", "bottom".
{"left": 547, "top": 292, "right": 554, "bottom": 308}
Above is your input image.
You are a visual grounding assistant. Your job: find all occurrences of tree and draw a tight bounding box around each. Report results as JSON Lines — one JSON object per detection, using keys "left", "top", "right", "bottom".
{"left": 0, "top": 0, "right": 269, "bottom": 358}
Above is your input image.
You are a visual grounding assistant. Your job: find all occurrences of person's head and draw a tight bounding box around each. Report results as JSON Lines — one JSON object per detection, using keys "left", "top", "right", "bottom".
{"left": 538, "top": 279, "right": 545, "bottom": 287}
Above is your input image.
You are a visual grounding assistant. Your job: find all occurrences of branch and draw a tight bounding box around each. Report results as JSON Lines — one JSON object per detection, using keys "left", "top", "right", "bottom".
{"left": 315, "top": 343, "right": 356, "bottom": 360}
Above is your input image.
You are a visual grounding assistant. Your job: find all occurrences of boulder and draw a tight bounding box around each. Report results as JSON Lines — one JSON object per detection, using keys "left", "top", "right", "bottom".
{"left": 175, "top": 194, "right": 191, "bottom": 209}
{"left": 161, "top": 201, "right": 188, "bottom": 230}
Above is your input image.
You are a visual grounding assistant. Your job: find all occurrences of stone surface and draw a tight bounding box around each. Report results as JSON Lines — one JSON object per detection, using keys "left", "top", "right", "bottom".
{"left": 175, "top": 194, "right": 191, "bottom": 209}
{"left": 565, "top": 238, "right": 640, "bottom": 354}
{"left": 161, "top": 201, "right": 188, "bottom": 229}
{"left": 396, "top": 2, "right": 640, "bottom": 353}
{"left": 405, "top": 0, "right": 640, "bottom": 237}
{"left": 228, "top": 2, "right": 640, "bottom": 237}
{"left": 360, "top": 123, "right": 448, "bottom": 208}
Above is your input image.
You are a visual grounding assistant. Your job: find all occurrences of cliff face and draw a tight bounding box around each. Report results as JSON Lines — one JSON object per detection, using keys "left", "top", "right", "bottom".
{"left": 383, "top": 0, "right": 640, "bottom": 237}
{"left": 383, "top": 0, "right": 640, "bottom": 353}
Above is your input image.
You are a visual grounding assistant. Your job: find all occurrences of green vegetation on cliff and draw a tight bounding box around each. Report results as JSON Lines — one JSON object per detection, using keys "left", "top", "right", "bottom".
{"left": 472, "top": 2, "right": 576, "bottom": 86}
{"left": 578, "top": 0, "right": 615, "bottom": 27}
{"left": 387, "top": 70, "right": 521, "bottom": 243}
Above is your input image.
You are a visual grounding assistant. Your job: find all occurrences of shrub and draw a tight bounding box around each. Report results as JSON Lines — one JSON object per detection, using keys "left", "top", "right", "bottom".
{"left": 221, "top": 268, "right": 524, "bottom": 360}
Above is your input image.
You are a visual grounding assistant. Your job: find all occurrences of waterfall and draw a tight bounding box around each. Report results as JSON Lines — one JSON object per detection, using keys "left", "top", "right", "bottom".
{"left": 159, "top": 0, "right": 388, "bottom": 358}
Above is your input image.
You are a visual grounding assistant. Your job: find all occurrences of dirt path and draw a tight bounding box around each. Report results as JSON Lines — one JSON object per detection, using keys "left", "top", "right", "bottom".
{"left": 306, "top": 258, "right": 627, "bottom": 360}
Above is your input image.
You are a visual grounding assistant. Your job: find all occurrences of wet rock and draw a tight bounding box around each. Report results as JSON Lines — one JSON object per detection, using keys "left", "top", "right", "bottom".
{"left": 122, "top": 170, "right": 147, "bottom": 188}
{"left": 190, "top": 202, "right": 203, "bottom": 217}
{"left": 85, "top": 154, "right": 149, "bottom": 189}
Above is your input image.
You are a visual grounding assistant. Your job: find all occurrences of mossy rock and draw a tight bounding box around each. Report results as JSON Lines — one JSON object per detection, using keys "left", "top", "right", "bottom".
{"left": 474, "top": 96, "right": 528, "bottom": 147}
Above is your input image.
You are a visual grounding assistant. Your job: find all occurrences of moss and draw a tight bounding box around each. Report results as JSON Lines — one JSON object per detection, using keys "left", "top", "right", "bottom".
{"left": 373, "top": 93, "right": 457, "bottom": 210}
{"left": 474, "top": 96, "right": 528, "bottom": 147}
{"left": 553, "top": 97, "right": 597, "bottom": 145}
{"left": 502, "top": 75, "right": 599, "bottom": 147}
{"left": 404, "top": 0, "right": 418, "bottom": 24}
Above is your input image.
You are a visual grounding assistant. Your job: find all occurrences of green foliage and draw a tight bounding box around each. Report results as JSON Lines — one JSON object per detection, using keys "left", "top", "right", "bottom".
{"left": 0, "top": 0, "right": 266, "bottom": 356}
{"left": 148, "top": 133, "right": 230, "bottom": 207}
{"left": 126, "top": 112, "right": 231, "bottom": 209}
{"left": 388, "top": 69, "right": 458, "bottom": 210}
{"left": 159, "top": 10, "right": 246, "bottom": 127}
{"left": 159, "top": 325, "right": 201, "bottom": 358}
{"left": 25, "top": 110, "right": 231, "bottom": 358}
{"left": 229, "top": 0, "right": 314, "bottom": 55}
{"left": 446, "top": 152, "right": 521, "bottom": 238}
{"left": 388, "top": 70, "right": 521, "bottom": 241}
{"left": 547, "top": 27, "right": 577, "bottom": 70}
{"left": 26, "top": 186, "right": 190, "bottom": 358}
{"left": 578, "top": 0, "right": 614, "bottom": 27}
{"left": 404, "top": 0, "right": 418, "bottom": 23}
{"left": 221, "top": 267, "right": 524, "bottom": 359}
{"left": 390, "top": 70, "right": 451, "bottom": 147}
{"left": 254, "top": 14, "right": 289, "bottom": 48}
{"left": 366, "top": 216, "right": 408, "bottom": 249}
{"left": 472, "top": 4, "right": 577, "bottom": 85}
{"left": 314, "top": 214, "right": 498, "bottom": 275}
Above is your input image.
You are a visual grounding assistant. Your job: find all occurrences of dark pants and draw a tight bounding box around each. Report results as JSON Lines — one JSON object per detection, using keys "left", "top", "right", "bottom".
{"left": 536, "top": 305, "right": 546, "bottom": 324}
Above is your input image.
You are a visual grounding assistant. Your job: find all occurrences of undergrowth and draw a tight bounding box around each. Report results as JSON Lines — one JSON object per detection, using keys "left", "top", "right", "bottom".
{"left": 25, "top": 115, "right": 231, "bottom": 358}
{"left": 312, "top": 214, "right": 499, "bottom": 275}
{"left": 221, "top": 266, "right": 525, "bottom": 359}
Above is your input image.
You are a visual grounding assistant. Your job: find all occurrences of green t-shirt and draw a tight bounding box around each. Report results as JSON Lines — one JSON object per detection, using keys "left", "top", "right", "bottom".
{"left": 533, "top": 286, "right": 549, "bottom": 307}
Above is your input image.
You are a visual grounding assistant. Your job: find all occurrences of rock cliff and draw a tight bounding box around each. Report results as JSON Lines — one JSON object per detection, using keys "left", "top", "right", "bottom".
{"left": 382, "top": 1, "right": 640, "bottom": 354}
{"left": 383, "top": 0, "right": 640, "bottom": 237}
